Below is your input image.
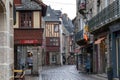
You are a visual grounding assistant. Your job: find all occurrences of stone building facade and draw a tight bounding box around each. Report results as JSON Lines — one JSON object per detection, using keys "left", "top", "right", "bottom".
{"left": 76, "top": 0, "right": 120, "bottom": 79}
{"left": 14, "top": 0, "right": 47, "bottom": 75}
{"left": 0, "top": 0, "right": 14, "bottom": 80}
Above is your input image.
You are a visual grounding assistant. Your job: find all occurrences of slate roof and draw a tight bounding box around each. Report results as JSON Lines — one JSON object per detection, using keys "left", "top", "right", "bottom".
{"left": 61, "top": 14, "right": 74, "bottom": 33}
{"left": 16, "top": 0, "right": 42, "bottom": 10}
{"left": 43, "top": 6, "right": 61, "bottom": 22}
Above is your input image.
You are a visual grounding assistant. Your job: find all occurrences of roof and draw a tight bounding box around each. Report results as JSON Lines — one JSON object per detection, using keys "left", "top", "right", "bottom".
{"left": 43, "top": 6, "right": 61, "bottom": 22}
{"left": 15, "top": 0, "right": 41, "bottom": 10}
{"left": 15, "top": 0, "right": 47, "bottom": 16}
{"left": 61, "top": 14, "right": 74, "bottom": 33}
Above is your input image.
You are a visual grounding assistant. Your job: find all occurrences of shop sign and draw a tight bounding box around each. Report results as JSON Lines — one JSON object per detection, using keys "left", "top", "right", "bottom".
{"left": 20, "top": 40, "right": 39, "bottom": 44}
{"left": 83, "top": 25, "right": 89, "bottom": 41}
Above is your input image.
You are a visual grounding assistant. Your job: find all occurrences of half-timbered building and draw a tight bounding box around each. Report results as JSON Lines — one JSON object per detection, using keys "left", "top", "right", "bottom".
{"left": 43, "top": 6, "right": 62, "bottom": 65}
{"left": 14, "top": 0, "right": 47, "bottom": 75}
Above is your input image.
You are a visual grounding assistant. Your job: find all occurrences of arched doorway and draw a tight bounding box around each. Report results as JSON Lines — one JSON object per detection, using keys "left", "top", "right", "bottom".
{"left": 0, "top": 1, "right": 14, "bottom": 80}
{"left": 0, "top": 0, "right": 5, "bottom": 31}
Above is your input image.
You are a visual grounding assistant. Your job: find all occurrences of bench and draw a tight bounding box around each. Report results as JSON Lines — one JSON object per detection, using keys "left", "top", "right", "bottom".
{"left": 14, "top": 70, "right": 25, "bottom": 80}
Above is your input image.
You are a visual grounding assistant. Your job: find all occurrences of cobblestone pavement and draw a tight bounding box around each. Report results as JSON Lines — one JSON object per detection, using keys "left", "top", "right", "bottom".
{"left": 25, "top": 75, "right": 39, "bottom": 80}
{"left": 41, "top": 65, "right": 107, "bottom": 80}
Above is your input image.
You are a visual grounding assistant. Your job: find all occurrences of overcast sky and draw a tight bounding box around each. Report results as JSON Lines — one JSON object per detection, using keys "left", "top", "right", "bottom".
{"left": 42, "top": 0, "right": 76, "bottom": 20}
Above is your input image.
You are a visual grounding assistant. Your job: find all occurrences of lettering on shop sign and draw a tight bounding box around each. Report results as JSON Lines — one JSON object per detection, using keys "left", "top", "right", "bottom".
{"left": 20, "top": 40, "right": 39, "bottom": 44}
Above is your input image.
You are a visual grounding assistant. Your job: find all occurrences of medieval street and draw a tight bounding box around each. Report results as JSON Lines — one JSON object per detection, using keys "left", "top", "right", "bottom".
{"left": 40, "top": 65, "right": 107, "bottom": 80}
{"left": 1, "top": 0, "right": 120, "bottom": 80}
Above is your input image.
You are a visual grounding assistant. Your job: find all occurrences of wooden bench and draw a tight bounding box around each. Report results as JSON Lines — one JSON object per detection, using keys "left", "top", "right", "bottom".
{"left": 14, "top": 70, "right": 25, "bottom": 80}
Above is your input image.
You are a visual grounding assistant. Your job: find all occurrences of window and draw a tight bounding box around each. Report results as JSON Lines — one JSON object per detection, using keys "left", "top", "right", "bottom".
{"left": 52, "top": 55, "right": 56, "bottom": 63}
{"left": 50, "top": 37, "right": 59, "bottom": 46}
{"left": 47, "top": 13, "right": 50, "bottom": 16}
{"left": 54, "top": 24, "right": 59, "bottom": 32}
{"left": 19, "top": 11, "right": 33, "bottom": 28}
{"left": 79, "top": 0, "right": 86, "bottom": 10}
{"left": 116, "top": 38, "right": 120, "bottom": 76}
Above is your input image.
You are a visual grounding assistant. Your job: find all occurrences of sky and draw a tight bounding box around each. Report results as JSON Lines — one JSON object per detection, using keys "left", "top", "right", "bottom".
{"left": 42, "top": 0, "right": 76, "bottom": 20}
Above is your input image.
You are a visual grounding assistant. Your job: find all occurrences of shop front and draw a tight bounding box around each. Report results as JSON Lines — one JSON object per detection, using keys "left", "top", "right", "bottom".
{"left": 110, "top": 23, "right": 120, "bottom": 78}
{"left": 93, "top": 36, "right": 108, "bottom": 73}
{"left": 14, "top": 29, "right": 43, "bottom": 75}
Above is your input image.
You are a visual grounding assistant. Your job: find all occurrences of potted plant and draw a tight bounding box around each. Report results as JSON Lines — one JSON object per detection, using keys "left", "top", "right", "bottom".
{"left": 107, "top": 67, "right": 113, "bottom": 80}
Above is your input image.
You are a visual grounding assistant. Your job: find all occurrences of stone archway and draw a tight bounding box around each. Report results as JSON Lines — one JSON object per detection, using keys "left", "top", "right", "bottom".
{"left": 0, "top": 1, "right": 11, "bottom": 80}
{"left": 0, "top": 0, "right": 5, "bottom": 12}
{"left": 0, "top": 0, "right": 6, "bottom": 32}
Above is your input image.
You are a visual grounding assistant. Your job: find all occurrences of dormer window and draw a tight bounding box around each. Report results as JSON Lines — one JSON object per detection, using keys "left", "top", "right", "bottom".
{"left": 79, "top": 0, "right": 86, "bottom": 10}
{"left": 47, "top": 13, "right": 50, "bottom": 16}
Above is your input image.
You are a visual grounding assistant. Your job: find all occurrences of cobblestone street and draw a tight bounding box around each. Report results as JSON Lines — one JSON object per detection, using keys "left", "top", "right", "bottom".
{"left": 41, "top": 65, "right": 107, "bottom": 80}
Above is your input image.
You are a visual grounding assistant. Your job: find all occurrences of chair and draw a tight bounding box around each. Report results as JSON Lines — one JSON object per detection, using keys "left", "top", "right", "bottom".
{"left": 14, "top": 69, "right": 25, "bottom": 80}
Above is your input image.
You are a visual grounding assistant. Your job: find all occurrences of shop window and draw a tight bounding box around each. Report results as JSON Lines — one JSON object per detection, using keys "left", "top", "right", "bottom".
{"left": 52, "top": 55, "right": 56, "bottom": 63}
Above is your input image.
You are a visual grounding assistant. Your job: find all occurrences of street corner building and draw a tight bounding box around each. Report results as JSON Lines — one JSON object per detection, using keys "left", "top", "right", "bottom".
{"left": 0, "top": 0, "right": 14, "bottom": 80}
{"left": 14, "top": 0, "right": 47, "bottom": 76}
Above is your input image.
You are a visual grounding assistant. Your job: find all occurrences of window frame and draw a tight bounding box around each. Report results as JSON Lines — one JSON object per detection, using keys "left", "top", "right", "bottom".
{"left": 19, "top": 11, "right": 33, "bottom": 28}
{"left": 49, "top": 37, "right": 59, "bottom": 46}
{"left": 51, "top": 55, "right": 57, "bottom": 63}
{"left": 54, "top": 24, "right": 59, "bottom": 32}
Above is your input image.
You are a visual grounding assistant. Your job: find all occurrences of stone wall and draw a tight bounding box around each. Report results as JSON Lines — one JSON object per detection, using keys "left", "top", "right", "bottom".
{"left": 0, "top": 0, "right": 14, "bottom": 80}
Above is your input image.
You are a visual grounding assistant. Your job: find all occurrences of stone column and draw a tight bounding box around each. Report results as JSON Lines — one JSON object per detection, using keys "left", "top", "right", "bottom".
{"left": 32, "top": 47, "right": 39, "bottom": 76}
{"left": 38, "top": 47, "right": 42, "bottom": 74}
{"left": 0, "top": 0, "right": 14, "bottom": 80}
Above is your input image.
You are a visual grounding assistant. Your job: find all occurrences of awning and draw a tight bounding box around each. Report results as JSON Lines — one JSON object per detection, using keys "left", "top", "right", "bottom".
{"left": 94, "top": 37, "right": 105, "bottom": 44}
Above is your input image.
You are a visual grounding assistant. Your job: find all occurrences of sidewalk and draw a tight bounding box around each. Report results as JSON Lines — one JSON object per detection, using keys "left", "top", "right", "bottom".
{"left": 24, "top": 65, "right": 108, "bottom": 80}
{"left": 91, "top": 73, "right": 108, "bottom": 80}
{"left": 78, "top": 66, "right": 108, "bottom": 80}
{"left": 24, "top": 69, "right": 40, "bottom": 80}
{"left": 79, "top": 71, "right": 108, "bottom": 80}
{"left": 25, "top": 75, "right": 39, "bottom": 80}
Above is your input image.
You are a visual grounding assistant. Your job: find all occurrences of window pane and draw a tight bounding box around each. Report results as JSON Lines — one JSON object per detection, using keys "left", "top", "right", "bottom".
{"left": 54, "top": 24, "right": 59, "bottom": 32}
{"left": 20, "top": 12, "right": 33, "bottom": 28}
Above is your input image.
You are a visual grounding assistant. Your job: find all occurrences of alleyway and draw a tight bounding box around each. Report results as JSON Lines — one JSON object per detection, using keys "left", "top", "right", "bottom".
{"left": 40, "top": 65, "right": 107, "bottom": 80}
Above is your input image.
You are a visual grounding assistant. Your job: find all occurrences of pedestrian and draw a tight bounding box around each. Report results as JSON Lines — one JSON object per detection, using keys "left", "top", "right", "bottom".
{"left": 85, "top": 58, "right": 91, "bottom": 74}
{"left": 19, "top": 58, "right": 25, "bottom": 70}
{"left": 63, "top": 56, "right": 66, "bottom": 65}
{"left": 26, "top": 52, "right": 33, "bottom": 74}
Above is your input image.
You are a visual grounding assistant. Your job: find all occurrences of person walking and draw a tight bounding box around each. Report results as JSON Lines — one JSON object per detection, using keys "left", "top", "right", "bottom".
{"left": 26, "top": 52, "right": 33, "bottom": 74}
{"left": 85, "top": 54, "right": 91, "bottom": 74}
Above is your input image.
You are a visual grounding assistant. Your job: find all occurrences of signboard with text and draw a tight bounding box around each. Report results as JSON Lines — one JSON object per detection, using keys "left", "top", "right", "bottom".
{"left": 19, "top": 40, "right": 39, "bottom": 44}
